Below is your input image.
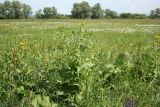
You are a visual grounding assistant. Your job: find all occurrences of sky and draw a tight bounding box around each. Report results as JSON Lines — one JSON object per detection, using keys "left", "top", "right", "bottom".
{"left": 1, "top": 0, "right": 160, "bottom": 14}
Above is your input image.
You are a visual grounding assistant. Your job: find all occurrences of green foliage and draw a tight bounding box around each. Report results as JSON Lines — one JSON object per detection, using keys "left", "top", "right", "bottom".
{"left": 31, "top": 95, "right": 58, "bottom": 107}
{"left": 22, "top": 4, "right": 32, "bottom": 18}
{"left": 71, "top": 2, "right": 92, "bottom": 19}
{"left": 0, "top": 20, "right": 160, "bottom": 107}
{"left": 0, "top": 3, "right": 5, "bottom": 19}
{"left": 132, "top": 14, "right": 146, "bottom": 19}
{"left": 120, "top": 13, "right": 133, "bottom": 19}
{"left": 0, "top": 0, "right": 32, "bottom": 19}
{"left": 105, "top": 9, "right": 118, "bottom": 18}
{"left": 35, "top": 6, "right": 57, "bottom": 19}
{"left": 150, "top": 8, "right": 160, "bottom": 19}
{"left": 12, "top": 0, "right": 23, "bottom": 19}
{"left": 120, "top": 13, "right": 146, "bottom": 19}
{"left": 91, "top": 3, "right": 103, "bottom": 19}
{"left": 35, "top": 9, "right": 43, "bottom": 19}
{"left": 55, "top": 14, "right": 70, "bottom": 19}
{"left": 43, "top": 7, "right": 57, "bottom": 19}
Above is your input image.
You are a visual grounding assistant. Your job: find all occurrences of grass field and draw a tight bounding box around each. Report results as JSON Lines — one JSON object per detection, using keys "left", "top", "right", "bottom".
{"left": 0, "top": 19, "right": 160, "bottom": 107}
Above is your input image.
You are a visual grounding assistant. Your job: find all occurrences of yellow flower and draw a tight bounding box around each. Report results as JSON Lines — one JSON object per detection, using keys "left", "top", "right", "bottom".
{"left": 81, "top": 22, "right": 85, "bottom": 27}
{"left": 154, "top": 35, "right": 160, "bottom": 39}
{"left": 19, "top": 42, "right": 25, "bottom": 49}
{"left": 19, "top": 42, "right": 25, "bottom": 46}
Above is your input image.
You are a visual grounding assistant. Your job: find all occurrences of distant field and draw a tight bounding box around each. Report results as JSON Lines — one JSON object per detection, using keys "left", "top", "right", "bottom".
{"left": 0, "top": 19, "right": 160, "bottom": 107}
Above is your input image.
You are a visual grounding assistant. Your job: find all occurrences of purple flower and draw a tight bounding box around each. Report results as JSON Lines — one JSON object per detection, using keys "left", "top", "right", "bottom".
{"left": 124, "top": 96, "right": 135, "bottom": 107}
{"left": 124, "top": 98, "right": 129, "bottom": 107}
{"left": 130, "top": 96, "right": 135, "bottom": 107}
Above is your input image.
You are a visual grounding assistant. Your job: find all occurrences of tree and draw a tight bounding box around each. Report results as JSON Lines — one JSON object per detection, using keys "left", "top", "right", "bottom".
{"left": 71, "top": 3, "right": 80, "bottom": 18}
{"left": 0, "top": 3, "right": 5, "bottom": 19}
{"left": 120, "top": 13, "right": 132, "bottom": 18}
{"left": 91, "top": 3, "right": 103, "bottom": 19}
{"left": 43, "top": 6, "right": 57, "bottom": 19}
{"left": 12, "top": 0, "right": 23, "bottom": 19}
{"left": 105, "top": 9, "right": 118, "bottom": 18}
{"left": 0, "top": 0, "right": 32, "bottom": 19}
{"left": 35, "top": 9, "right": 43, "bottom": 19}
{"left": 150, "top": 10, "right": 155, "bottom": 18}
{"left": 132, "top": 13, "right": 146, "bottom": 19}
{"left": 22, "top": 4, "right": 32, "bottom": 18}
{"left": 55, "top": 14, "right": 69, "bottom": 19}
{"left": 52, "top": 6, "right": 57, "bottom": 17}
{"left": 150, "top": 8, "right": 160, "bottom": 18}
{"left": 3, "top": 0, "right": 12, "bottom": 18}
{"left": 155, "top": 8, "right": 160, "bottom": 17}
{"left": 71, "top": 2, "right": 91, "bottom": 19}
{"left": 43, "top": 7, "right": 53, "bottom": 19}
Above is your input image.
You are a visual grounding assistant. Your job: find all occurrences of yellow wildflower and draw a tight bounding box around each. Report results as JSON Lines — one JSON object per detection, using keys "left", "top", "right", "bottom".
{"left": 19, "top": 42, "right": 25, "bottom": 46}
{"left": 81, "top": 22, "right": 85, "bottom": 27}
{"left": 154, "top": 35, "right": 160, "bottom": 39}
{"left": 19, "top": 42, "right": 25, "bottom": 49}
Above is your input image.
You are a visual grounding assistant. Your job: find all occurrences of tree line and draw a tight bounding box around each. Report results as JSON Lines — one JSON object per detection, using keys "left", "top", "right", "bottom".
{"left": 0, "top": 1, "right": 160, "bottom": 19}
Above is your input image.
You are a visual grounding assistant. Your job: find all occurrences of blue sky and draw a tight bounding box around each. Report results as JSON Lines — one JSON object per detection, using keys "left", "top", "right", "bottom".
{"left": 1, "top": 0, "right": 160, "bottom": 14}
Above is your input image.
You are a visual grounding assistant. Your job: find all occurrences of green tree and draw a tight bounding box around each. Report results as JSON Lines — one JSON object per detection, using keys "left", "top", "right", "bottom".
{"left": 43, "top": 7, "right": 53, "bottom": 19}
{"left": 132, "top": 13, "right": 146, "bottom": 19}
{"left": 71, "top": 2, "right": 91, "bottom": 19}
{"left": 35, "top": 9, "right": 43, "bottom": 19}
{"left": 22, "top": 4, "right": 32, "bottom": 18}
{"left": 71, "top": 3, "right": 80, "bottom": 18}
{"left": 3, "top": 0, "right": 13, "bottom": 18}
{"left": 0, "top": 3, "right": 5, "bottom": 19}
{"left": 150, "top": 8, "right": 160, "bottom": 18}
{"left": 105, "top": 9, "right": 118, "bottom": 18}
{"left": 52, "top": 6, "right": 57, "bottom": 17}
{"left": 150, "top": 10, "right": 155, "bottom": 18}
{"left": 0, "top": 0, "right": 32, "bottom": 19}
{"left": 12, "top": 0, "right": 23, "bottom": 19}
{"left": 43, "top": 6, "right": 57, "bottom": 19}
{"left": 55, "top": 14, "right": 69, "bottom": 19}
{"left": 91, "top": 3, "right": 103, "bottom": 19}
{"left": 155, "top": 8, "right": 160, "bottom": 18}
{"left": 120, "top": 13, "right": 132, "bottom": 18}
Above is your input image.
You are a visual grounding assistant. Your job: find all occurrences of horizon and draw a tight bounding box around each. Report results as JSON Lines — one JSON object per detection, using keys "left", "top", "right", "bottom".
{"left": 0, "top": 0, "right": 160, "bottom": 15}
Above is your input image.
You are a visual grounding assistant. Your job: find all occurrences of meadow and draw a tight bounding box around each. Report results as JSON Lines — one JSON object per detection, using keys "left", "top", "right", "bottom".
{"left": 0, "top": 19, "right": 160, "bottom": 107}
